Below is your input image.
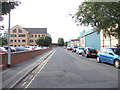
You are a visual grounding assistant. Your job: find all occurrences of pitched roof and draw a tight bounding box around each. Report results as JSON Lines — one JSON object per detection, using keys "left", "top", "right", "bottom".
{"left": 23, "top": 28, "right": 47, "bottom": 34}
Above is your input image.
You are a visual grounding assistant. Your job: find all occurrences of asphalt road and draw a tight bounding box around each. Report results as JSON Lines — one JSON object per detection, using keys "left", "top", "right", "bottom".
{"left": 14, "top": 47, "right": 119, "bottom": 88}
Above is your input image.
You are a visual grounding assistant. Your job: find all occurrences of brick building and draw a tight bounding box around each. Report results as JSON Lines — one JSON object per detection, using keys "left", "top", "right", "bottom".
{"left": 8, "top": 25, "right": 48, "bottom": 47}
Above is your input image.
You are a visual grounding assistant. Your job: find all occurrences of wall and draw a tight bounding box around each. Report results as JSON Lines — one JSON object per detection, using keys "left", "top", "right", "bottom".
{"left": 85, "top": 32, "right": 100, "bottom": 49}
{"left": 100, "top": 32, "right": 118, "bottom": 48}
{"left": 0, "top": 47, "right": 52, "bottom": 70}
{"left": 80, "top": 37, "right": 85, "bottom": 48}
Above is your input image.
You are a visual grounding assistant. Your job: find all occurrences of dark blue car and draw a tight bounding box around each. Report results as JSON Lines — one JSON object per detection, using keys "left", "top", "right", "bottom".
{"left": 97, "top": 48, "right": 120, "bottom": 69}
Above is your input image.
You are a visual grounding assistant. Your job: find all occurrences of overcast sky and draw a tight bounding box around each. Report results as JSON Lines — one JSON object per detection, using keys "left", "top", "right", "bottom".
{"left": 1, "top": 0, "right": 92, "bottom": 43}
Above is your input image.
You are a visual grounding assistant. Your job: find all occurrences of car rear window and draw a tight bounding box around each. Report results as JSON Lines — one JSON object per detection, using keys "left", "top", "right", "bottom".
{"left": 88, "top": 48, "right": 96, "bottom": 51}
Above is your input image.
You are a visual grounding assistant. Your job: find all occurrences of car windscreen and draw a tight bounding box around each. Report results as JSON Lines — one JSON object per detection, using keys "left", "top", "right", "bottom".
{"left": 74, "top": 47, "right": 78, "bottom": 48}
{"left": 79, "top": 48, "right": 84, "bottom": 50}
{"left": 112, "top": 48, "right": 120, "bottom": 55}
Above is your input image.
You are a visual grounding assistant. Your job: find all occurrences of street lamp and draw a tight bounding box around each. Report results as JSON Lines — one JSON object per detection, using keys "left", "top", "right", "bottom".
{"left": 7, "top": 12, "right": 11, "bottom": 67}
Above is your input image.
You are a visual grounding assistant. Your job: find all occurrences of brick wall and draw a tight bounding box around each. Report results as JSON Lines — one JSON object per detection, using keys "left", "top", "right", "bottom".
{"left": 0, "top": 47, "right": 52, "bottom": 70}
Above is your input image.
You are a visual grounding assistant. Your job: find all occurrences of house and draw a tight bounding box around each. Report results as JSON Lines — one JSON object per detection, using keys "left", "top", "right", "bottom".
{"left": 8, "top": 25, "right": 48, "bottom": 47}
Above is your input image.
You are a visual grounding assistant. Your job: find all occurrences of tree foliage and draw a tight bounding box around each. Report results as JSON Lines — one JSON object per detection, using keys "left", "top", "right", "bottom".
{"left": 58, "top": 38, "right": 64, "bottom": 46}
{"left": 0, "top": 37, "right": 7, "bottom": 46}
{"left": 0, "top": 1, "right": 20, "bottom": 21}
{"left": 73, "top": 2, "right": 120, "bottom": 45}
{"left": 36, "top": 36, "right": 52, "bottom": 46}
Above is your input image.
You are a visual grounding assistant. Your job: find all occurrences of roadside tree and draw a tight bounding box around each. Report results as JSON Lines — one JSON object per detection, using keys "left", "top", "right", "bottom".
{"left": 36, "top": 36, "right": 52, "bottom": 46}
{"left": 58, "top": 38, "right": 64, "bottom": 46}
{"left": 0, "top": 37, "right": 7, "bottom": 46}
{"left": 0, "top": 0, "right": 20, "bottom": 21}
{"left": 73, "top": 2, "right": 120, "bottom": 46}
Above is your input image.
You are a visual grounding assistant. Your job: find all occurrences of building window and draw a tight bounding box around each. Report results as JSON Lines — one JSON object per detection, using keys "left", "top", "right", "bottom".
{"left": 18, "top": 29, "right": 22, "bottom": 33}
{"left": 30, "top": 40, "right": 33, "bottom": 42}
{"left": 14, "top": 40, "right": 17, "bottom": 42}
{"left": 18, "top": 34, "right": 26, "bottom": 37}
{"left": 13, "top": 29, "right": 16, "bottom": 33}
{"left": 30, "top": 35, "right": 33, "bottom": 37}
{"left": 42, "top": 35, "right": 45, "bottom": 37}
{"left": 11, "top": 40, "right": 13, "bottom": 42}
{"left": 10, "top": 34, "right": 17, "bottom": 37}
{"left": 35, "top": 35, "right": 37, "bottom": 37}
{"left": 18, "top": 40, "right": 20, "bottom": 42}
{"left": 15, "top": 45, "right": 17, "bottom": 47}
{"left": 22, "top": 40, "right": 26, "bottom": 42}
{"left": 38, "top": 35, "right": 41, "bottom": 37}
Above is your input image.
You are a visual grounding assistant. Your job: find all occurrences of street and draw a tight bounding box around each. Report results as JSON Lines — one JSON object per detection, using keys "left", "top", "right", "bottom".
{"left": 14, "top": 47, "right": 118, "bottom": 88}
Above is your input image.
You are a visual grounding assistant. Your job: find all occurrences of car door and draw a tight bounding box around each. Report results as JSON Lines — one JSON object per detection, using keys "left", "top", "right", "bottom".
{"left": 98, "top": 48, "right": 107, "bottom": 62}
{"left": 105, "top": 49, "right": 114, "bottom": 64}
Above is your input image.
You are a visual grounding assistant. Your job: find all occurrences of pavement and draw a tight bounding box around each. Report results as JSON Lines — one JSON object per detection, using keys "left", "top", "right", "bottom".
{"left": 1, "top": 49, "right": 54, "bottom": 89}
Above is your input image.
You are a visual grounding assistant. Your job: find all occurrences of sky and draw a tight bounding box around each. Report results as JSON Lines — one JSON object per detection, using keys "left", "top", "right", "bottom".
{"left": 1, "top": 0, "right": 92, "bottom": 43}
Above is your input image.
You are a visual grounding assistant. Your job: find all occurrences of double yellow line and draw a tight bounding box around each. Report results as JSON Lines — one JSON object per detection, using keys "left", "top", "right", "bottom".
{"left": 23, "top": 50, "right": 56, "bottom": 89}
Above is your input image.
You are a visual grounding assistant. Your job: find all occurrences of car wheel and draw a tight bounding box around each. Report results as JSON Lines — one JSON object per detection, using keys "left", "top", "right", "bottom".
{"left": 114, "top": 60, "right": 120, "bottom": 69}
{"left": 82, "top": 53, "right": 84, "bottom": 56}
{"left": 96, "top": 57, "right": 101, "bottom": 63}
{"left": 85, "top": 54, "right": 88, "bottom": 58}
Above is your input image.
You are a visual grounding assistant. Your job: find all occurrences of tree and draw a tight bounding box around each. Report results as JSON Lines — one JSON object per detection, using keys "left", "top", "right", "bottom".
{"left": 0, "top": 37, "right": 7, "bottom": 46}
{"left": 0, "top": 0, "right": 20, "bottom": 21}
{"left": 58, "top": 38, "right": 64, "bottom": 46}
{"left": 64, "top": 41, "right": 68, "bottom": 46}
{"left": 36, "top": 36, "right": 52, "bottom": 46}
{"left": 73, "top": 2, "right": 120, "bottom": 46}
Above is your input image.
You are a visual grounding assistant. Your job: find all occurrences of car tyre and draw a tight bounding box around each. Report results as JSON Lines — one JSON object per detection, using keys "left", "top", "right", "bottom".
{"left": 114, "top": 60, "right": 120, "bottom": 69}
{"left": 96, "top": 57, "right": 101, "bottom": 63}
{"left": 85, "top": 54, "right": 88, "bottom": 58}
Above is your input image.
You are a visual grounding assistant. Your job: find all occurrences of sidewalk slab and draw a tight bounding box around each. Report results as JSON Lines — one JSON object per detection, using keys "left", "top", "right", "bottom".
{"left": 1, "top": 49, "right": 54, "bottom": 89}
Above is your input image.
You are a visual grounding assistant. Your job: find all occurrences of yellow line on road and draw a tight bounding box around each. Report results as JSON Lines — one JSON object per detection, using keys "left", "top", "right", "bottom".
{"left": 24, "top": 50, "right": 56, "bottom": 89}
{"left": 22, "top": 82, "right": 27, "bottom": 87}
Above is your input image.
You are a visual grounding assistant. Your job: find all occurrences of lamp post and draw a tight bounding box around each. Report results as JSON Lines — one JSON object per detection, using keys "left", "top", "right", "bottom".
{"left": 7, "top": 12, "right": 11, "bottom": 67}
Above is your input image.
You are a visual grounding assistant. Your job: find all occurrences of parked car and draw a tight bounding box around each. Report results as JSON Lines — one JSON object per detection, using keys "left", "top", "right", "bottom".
{"left": 62, "top": 46, "right": 66, "bottom": 49}
{"left": 82, "top": 47, "right": 97, "bottom": 58}
{"left": 15, "top": 46, "right": 26, "bottom": 51}
{"left": 34, "top": 46, "right": 43, "bottom": 50}
{"left": 4, "top": 46, "right": 16, "bottom": 52}
{"left": 97, "top": 48, "right": 120, "bottom": 69}
{"left": 24, "top": 46, "right": 35, "bottom": 51}
{"left": 72, "top": 46, "right": 78, "bottom": 52}
{"left": 76, "top": 47, "right": 84, "bottom": 54}
{"left": 0, "top": 47, "right": 7, "bottom": 53}
{"left": 67, "top": 46, "right": 72, "bottom": 50}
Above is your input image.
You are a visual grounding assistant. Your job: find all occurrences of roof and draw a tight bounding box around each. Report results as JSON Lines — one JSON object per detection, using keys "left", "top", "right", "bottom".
{"left": 23, "top": 28, "right": 47, "bottom": 34}
{"left": 80, "top": 29, "right": 96, "bottom": 37}
{"left": 70, "top": 39, "right": 80, "bottom": 41}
